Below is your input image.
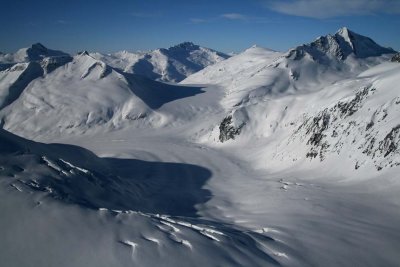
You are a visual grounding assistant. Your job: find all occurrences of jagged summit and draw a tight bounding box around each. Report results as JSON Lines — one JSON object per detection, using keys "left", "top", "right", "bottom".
{"left": 169, "top": 42, "right": 198, "bottom": 50}
{"left": 288, "top": 27, "right": 396, "bottom": 61}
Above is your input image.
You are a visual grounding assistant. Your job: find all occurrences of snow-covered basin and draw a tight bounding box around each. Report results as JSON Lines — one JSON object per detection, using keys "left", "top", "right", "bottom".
{"left": 25, "top": 116, "right": 400, "bottom": 267}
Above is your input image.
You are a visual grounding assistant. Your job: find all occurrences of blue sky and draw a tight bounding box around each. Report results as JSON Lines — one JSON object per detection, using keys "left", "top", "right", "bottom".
{"left": 1, "top": 0, "right": 399, "bottom": 54}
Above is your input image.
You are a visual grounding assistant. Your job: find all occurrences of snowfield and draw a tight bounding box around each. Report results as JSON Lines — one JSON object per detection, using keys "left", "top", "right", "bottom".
{"left": 0, "top": 28, "right": 400, "bottom": 267}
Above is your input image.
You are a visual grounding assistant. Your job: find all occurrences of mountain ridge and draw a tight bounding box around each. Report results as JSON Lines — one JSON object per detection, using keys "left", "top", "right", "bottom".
{"left": 287, "top": 27, "right": 396, "bottom": 61}
{"left": 91, "top": 42, "right": 229, "bottom": 82}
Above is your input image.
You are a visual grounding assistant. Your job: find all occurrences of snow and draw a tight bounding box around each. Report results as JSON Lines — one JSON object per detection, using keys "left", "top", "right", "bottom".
{"left": 0, "top": 28, "right": 400, "bottom": 266}
{"left": 0, "top": 43, "right": 70, "bottom": 63}
{"left": 91, "top": 42, "right": 229, "bottom": 82}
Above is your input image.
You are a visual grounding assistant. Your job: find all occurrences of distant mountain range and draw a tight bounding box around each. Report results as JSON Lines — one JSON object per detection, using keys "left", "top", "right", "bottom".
{"left": 0, "top": 28, "right": 398, "bottom": 171}
{"left": 91, "top": 42, "right": 230, "bottom": 82}
{"left": 0, "top": 41, "right": 229, "bottom": 83}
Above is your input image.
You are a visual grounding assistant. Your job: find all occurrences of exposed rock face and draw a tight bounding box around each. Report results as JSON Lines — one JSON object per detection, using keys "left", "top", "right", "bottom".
{"left": 40, "top": 55, "right": 73, "bottom": 74}
{"left": 290, "top": 84, "right": 400, "bottom": 170}
{"left": 219, "top": 115, "right": 245, "bottom": 142}
{"left": 379, "top": 125, "right": 400, "bottom": 157}
{"left": 391, "top": 53, "right": 400, "bottom": 62}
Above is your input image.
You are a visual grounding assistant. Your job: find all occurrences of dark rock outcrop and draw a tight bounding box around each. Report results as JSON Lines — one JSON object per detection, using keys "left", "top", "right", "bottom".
{"left": 219, "top": 115, "right": 245, "bottom": 142}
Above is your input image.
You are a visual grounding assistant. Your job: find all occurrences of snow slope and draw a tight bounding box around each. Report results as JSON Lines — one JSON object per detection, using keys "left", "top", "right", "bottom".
{"left": 91, "top": 42, "right": 229, "bottom": 82}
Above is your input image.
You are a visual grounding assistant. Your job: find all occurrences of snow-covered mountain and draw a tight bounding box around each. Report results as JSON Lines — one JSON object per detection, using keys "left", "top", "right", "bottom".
{"left": 1, "top": 28, "right": 400, "bottom": 267}
{"left": 183, "top": 27, "right": 395, "bottom": 104}
{"left": 91, "top": 42, "right": 229, "bottom": 82}
{"left": 185, "top": 28, "right": 399, "bottom": 174}
{"left": 0, "top": 52, "right": 210, "bottom": 138}
{"left": 0, "top": 43, "right": 70, "bottom": 63}
{"left": 0, "top": 44, "right": 73, "bottom": 111}
{"left": 289, "top": 27, "right": 395, "bottom": 60}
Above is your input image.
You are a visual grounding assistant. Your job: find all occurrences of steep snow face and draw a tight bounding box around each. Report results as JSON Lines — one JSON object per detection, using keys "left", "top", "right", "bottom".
{"left": 91, "top": 42, "right": 229, "bottom": 82}
{"left": 0, "top": 43, "right": 70, "bottom": 63}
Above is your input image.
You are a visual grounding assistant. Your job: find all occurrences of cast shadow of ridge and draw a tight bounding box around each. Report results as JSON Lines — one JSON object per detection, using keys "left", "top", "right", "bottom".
{"left": 122, "top": 72, "right": 206, "bottom": 109}
{"left": 0, "top": 129, "right": 212, "bottom": 217}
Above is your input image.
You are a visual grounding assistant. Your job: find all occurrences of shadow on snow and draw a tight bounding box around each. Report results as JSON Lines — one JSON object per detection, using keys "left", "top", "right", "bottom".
{"left": 0, "top": 129, "right": 212, "bottom": 217}
{"left": 122, "top": 72, "right": 205, "bottom": 109}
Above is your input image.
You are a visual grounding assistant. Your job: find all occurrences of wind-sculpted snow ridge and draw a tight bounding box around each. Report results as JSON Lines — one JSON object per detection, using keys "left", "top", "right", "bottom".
{"left": 91, "top": 42, "right": 229, "bottom": 82}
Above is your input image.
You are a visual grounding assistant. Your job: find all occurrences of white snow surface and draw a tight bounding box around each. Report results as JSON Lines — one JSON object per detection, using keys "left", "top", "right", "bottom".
{"left": 0, "top": 28, "right": 400, "bottom": 267}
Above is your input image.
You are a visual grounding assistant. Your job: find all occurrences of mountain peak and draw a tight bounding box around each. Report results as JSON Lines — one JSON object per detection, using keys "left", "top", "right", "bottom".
{"left": 77, "top": 51, "right": 90, "bottom": 56}
{"left": 30, "top": 43, "right": 48, "bottom": 51}
{"left": 337, "top": 27, "right": 350, "bottom": 36}
{"left": 288, "top": 27, "right": 396, "bottom": 61}
{"left": 169, "top": 42, "right": 198, "bottom": 50}
{"left": 335, "top": 27, "right": 353, "bottom": 47}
